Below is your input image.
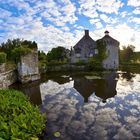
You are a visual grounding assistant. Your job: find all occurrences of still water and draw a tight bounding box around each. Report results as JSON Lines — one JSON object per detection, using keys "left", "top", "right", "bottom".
{"left": 10, "top": 71, "right": 140, "bottom": 140}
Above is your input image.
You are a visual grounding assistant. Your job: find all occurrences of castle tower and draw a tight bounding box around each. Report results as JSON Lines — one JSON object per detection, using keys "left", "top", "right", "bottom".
{"left": 101, "top": 31, "right": 120, "bottom": 69}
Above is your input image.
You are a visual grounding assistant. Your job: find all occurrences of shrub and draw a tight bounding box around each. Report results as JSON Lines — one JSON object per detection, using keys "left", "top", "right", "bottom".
{"left": 87, "top": 57, "right": 104, "bottom": 71}
{"left": 74, "top": 60, "right": 86, "bottom": 66}
{"left": 0, "top": 89, "right": 46, "bottom": 140}
{"left": 0, "top": 52, "right": 6, "bottom": 64}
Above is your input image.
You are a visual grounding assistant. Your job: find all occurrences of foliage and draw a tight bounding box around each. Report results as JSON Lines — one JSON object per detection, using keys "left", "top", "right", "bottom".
{"left": 38, "top": 51, "right": 47, "bottom": 72}
{"left": 38, "top": 51, "right": 47, "bottom": 62}
{"left": 46, "top": 59, "right": 68, "bottom": 66}
{"left": 46, "top": 46, "right": 68, "bottom": 62}
{"left": 87, "top": 39, "right": 107, "bottom": 70}
{"left": 74, "top": 60, "right": 86, "bottom": 66}
{"left": 0, "top": 39, "right": 37, "bottom": 62}
{"left": 0, "top": 89, "right": 46, "bottom": 140}
{"left": 131, "top": 52, "right": 140, "bottom": 63}
{"left": 11, "top": 47, "right": 32, "bottom": 64}
{"left": 87, "top": 57, "right": 104, "bottom": 70}
{"left": 0, "top": 52, "right": 6, "bottom": 64}
{"left": 54, "top": 132, "right": 61, "bottom": 138}
{"left": 119, "top": 45, "right": 135, "bottom": 63}
{"left": 96, "top": 39, "right": 108, "bottom": 61}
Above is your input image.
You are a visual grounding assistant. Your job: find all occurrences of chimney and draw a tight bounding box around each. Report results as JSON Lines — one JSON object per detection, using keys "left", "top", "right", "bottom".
{"left": 85, "top": 30, "right": 89, "bottom": 37}
{"left": 105, "top": 30, "right": 109, "bottom": 36}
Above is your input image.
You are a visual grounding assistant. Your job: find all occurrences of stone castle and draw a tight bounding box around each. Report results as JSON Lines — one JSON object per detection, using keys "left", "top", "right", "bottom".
{"left": 70, "top": 30, "right": 120, "bottom": 69}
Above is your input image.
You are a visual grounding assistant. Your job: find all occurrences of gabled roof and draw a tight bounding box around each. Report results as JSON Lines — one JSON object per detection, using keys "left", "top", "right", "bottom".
{"left": 73, "top": 30, "right": 96, "bottom": 49}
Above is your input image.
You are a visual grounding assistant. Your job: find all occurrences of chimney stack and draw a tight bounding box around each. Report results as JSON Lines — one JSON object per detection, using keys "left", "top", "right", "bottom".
{"left": 85, "top": 30, "right": 89, "bottom": 37}
{"left": 105, "top": 30, "right": 109, "bottom": 36}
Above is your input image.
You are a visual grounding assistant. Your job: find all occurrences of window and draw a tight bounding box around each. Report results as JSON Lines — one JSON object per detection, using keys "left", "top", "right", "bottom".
{"left": 95, "top": 49, "right": 98, "bottom": 54}
{"left": 75, "top": 48, "right": 81, "bottom": 53}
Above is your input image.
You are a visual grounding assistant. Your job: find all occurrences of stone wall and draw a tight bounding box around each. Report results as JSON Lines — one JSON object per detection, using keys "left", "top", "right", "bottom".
{"left": 0, "top": 69, "right": 17, "bottom": 89}
{"left": 46, "top": 64, "right": 86, "bottom": 72}
{"left": 0, "top": 63, "right": 5, "bottom": 73}
{"left": 18, "top": 49, "right": 40, "bottom": 83}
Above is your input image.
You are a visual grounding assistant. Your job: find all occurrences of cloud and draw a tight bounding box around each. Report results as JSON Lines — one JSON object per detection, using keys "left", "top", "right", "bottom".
{"left": 129, "top": 17, "right": 140, "bottom": 24}
{"left": 128, "top": 0, "right": 140, "bottom": 7}
{"left": 0, "top": 8, "right": 12, "bottom": 18}
{"left": 96, "top": 0, "right": 124, "bottom": 14}
{"left": 79, "top": 0, "right": 123, "bottom": 18}
{"left": 0, "top": 0, "right": 140, "bottom": 52}
{"left": 133, "top": 7, "right": 140, "bottom": 14}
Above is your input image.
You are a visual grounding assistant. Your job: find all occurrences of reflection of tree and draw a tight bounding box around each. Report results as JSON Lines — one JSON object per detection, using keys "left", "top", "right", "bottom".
{"left": 9, "top": 81, "right": 42, "bottom": 105}
{"left": 120, "top": 72, "right": 135, "bottom": 81}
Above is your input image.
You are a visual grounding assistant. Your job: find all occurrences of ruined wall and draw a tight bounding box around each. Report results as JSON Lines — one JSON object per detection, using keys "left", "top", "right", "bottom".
{"left": 18, "top": 49, "right": 40, "bottom": 83}
{"left": 0, "top": 63, "right": 5, "bottom": 73}
{"left": 0, "top": 69, "right": 17, "bottom": 89}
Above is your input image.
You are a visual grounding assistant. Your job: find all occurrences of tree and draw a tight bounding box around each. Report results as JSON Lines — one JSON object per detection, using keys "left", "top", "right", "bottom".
{"left": 0, "top": 39, "right": 38, "bottom": 62}
{"left": 38, "top": 50, "right": 47, "bottom": 62}
{"left": 46, "top": 46, "right": 68, "bottom": 62}
{"left": 11, "top": 47, "right": 32, "bottom": 64}
{"left": 119, "top": 45, "right": 135, "bottom": 63}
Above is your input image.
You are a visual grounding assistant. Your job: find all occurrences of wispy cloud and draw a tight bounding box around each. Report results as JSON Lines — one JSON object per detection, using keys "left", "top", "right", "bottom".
{"left": 0, "top": 0, "right": 140, "bottom": 52}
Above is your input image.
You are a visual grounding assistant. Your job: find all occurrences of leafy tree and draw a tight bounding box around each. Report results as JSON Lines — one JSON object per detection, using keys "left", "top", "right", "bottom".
{"left": 11, "top": 47, "right": 32, "bottom": 64}
{"left": 38, "top": 50, "right": 47, "bottom": 62}
{"left": 46, "top": 46, "right": 68, "bottom": 62}
{"left": 0, "top": 39, "right": 37, "bottom": 62}
{"left": 119, "top": 45, "right": 135, "bottom": 63}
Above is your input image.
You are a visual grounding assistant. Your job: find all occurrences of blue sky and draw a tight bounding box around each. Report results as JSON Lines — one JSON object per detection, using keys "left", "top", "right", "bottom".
{"left": 0, "top": 0, "right": 140, "bottom": 52}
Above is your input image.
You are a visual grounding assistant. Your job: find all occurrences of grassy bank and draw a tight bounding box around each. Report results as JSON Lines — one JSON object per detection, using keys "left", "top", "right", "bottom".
{"left": 0, "top": 89, "right": 46, "bottom": 140}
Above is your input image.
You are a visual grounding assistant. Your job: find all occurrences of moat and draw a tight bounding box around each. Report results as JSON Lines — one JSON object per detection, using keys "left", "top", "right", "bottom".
{"left": 10, "top": 71, "right": 140, "bottom": 140}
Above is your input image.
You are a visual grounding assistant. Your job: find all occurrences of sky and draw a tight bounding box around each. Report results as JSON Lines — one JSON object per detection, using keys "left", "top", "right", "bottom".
{"left": 0, "top": 0, "right": 140, "bottom": 52}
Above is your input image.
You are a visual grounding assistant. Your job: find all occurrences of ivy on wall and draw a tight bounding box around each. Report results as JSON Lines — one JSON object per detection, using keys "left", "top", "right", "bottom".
{"left": 88, "top": 39, "right": 107, "bottom": 70}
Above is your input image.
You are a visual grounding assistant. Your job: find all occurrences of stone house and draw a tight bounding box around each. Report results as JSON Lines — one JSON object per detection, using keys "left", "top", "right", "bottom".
{"left": 70, "top": 30, "right": 97, "bottom": 63}
{"left": 70, "top": 30, "right": 120, "bottom": 69}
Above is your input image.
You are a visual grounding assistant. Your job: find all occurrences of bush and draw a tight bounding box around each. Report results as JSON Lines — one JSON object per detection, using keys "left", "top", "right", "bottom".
{"left": 0, "top": 52, "right": 6, "bottom": 64}
{"left": 74, "top": 60, "right": 86, "bottom": 66}
{"left": 0, "top": 89, "right": 46, "bottom": 140}
{"left": 87, "top": 57, "right": 104, "bottom": 71}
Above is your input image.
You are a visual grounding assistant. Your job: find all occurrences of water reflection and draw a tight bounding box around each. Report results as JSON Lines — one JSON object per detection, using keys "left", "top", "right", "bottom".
{"left": 10, "top": 80, "right": 42, "bottom": 105}
{"left": 9, "top": 71, "right": 140, "bottom": 140}
{"left": 39, "top": 72, "right": 140, "bottom": 140}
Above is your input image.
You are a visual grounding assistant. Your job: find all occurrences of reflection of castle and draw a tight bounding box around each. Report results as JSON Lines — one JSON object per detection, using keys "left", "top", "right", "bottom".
{"left": 73, "top": 72, "right": 117, "bottom": 102}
